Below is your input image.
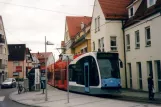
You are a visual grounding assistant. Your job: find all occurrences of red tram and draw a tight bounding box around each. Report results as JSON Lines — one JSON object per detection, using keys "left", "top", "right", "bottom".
{"left": 48, "top": 54, "right": 82, "bottom": 90}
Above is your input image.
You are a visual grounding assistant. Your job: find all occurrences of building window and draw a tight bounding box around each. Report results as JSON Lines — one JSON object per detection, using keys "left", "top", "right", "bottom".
{"left": 81, "top": 49, "right": 83, "bottom": 54}
{"left": 98, "top": 39, "right": 101, "bottom": 50}
{"left": 0, "top": 46, "right": 2, "bottom": 54}
{"left": 135, "top": 30, "right": 140, "bottom": 49}
{"left": 84, "top": 47, "right": 87, "bottom": 53}
{"left": 95, "top": 16, "right": 100, "bottom": 32}
{"left": 0, "top": 25, "right": 2, "bottom": 30}
{"left": 13, "top": 61, "right": 20, "bottom": 66}
{"left": 95, "top": 18, "right": 97, "bottom": 32}
{"left": 93, "top": 42, "right": 95, "bottom": 51}
{"left": 147, "top": 0, "right": 156, "bottom": 7}
{"left": 154, "top": 60, "right": 161, "bottom": 92}
{"left": 101, "top": 37, "right": 104, "bottom": 51}
{"left": 130, "top": 7, "right": 134, "bottom": 17}
{"left": 147, "top": 61, "right": 153, "bottom": 77}
{"left": 127, "top": 63, "right": 132, "bottom": 88}
{"left": 110, "top": 36, "right": 117, "bottom": 51}
{"left": 137, "top": 62, "right": 142, "bottom": 89}
{"left": 126, "top": 34, "right": 130, "bottom": 51}
{"left": 145, "top": 26, "right": 151, "bottom": 46}
{"left": 98, "top": 16, "right": 100, "bottom": 31}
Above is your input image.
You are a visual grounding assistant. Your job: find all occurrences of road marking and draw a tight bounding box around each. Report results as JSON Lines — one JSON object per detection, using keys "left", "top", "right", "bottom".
{"left": 0, "top": 96, "right": 5, "bottom": 101}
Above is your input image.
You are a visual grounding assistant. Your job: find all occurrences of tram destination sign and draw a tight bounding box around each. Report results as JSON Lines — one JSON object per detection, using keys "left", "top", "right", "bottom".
{"left": 97, "top": 53, "right": 118, "bottom": 59}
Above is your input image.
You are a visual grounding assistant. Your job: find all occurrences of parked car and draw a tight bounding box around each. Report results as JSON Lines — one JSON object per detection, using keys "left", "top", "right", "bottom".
{"left": 1, "top": 78, "right": 17, "bottom": 89}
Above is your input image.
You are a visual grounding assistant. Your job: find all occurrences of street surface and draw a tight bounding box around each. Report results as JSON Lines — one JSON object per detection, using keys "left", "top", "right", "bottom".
{"left": 9, "top": 86, "right": 161, "bottom": 107}
{"left": 0, "top": 87, "right": 30, "bottom": 107}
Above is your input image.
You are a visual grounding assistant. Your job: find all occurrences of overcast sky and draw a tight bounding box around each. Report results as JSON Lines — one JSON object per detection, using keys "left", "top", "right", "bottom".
{"left": 0, "top": 0, "right": 94, "bottom": 59}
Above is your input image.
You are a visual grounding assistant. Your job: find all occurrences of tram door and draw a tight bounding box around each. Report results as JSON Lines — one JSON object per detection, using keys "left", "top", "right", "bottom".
{"left": 84, "top": 62, "right": 89, "bottom": 92}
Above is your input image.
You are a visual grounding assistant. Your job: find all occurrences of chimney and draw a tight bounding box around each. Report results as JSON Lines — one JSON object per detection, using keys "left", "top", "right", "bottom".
{"left": 81, "top": 22, "right": 84, "bottom": 29}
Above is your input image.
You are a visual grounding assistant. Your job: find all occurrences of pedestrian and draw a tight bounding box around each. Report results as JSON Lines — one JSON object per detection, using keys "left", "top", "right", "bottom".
{"left": 147, "top": 74, "right": 154, "bottom": 100}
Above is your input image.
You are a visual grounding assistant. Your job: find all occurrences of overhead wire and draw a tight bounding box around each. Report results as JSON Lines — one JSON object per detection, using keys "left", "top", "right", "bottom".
{"left": 0, "top": 0, "right": 115, "bottom": 50}
{"left": 0, "top": 1, "right": 106, "bottom": 20}
{"left": 5, "top": 28, "right": 27, "bottom": 44}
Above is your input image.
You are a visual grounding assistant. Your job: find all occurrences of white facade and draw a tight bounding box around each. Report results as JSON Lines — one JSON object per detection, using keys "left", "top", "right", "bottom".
{"left": 0, "top": 17, "right": 8, "bottom": 84}
{"left": 47, "top": 53, "right": 54, "bottom": 66}
{"left": 64, "top": 22, "right": 73, "bottom": 54}
{"left": 32, "top": 55, "right": 39, "bottom": 67}
{"left": 125, "top": 13, "right": 161, "bottom": 92}
{"left": 91, "top": 0, "right": 126, "bottom": 87}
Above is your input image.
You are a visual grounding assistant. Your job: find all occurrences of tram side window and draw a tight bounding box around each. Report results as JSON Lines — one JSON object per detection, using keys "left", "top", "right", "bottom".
{"left": 69, "top": 64, "right": 76, "bottom": 81}
{"left": 75, "top": 59, "right": 84, "bottom": 85}
{"left": 55, "top": 72, "right": 60, "bottom": 80}
{"left": 88, "top": 56, "right": 99, "bottom": 86}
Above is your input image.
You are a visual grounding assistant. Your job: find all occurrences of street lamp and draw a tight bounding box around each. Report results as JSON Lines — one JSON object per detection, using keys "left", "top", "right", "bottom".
{"left": 45, "top": 36, "right": 54, "bottom": 101}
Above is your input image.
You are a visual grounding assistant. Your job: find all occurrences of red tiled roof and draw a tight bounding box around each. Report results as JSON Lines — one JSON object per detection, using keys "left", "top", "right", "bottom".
{"left": 98, "top": 0, "right": 131, "bottom": 19}
{"left": 32, "top": 52, "right": 52, "bottom": 59}
{"left": 66, "top": 16, "right": 92, "bottom": 38}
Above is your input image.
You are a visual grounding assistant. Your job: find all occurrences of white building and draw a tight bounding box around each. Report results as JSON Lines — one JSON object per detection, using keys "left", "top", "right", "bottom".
{"left": 0, "top": 16, "right": 8, "bottom": 84}
{"left": 47, "top": 53, "right": 54, "bottom": 67}
{"left": 91, "top": 0, "right": 131, "bottom": 88}
{"left": 32, "top": 54, "right": 40, "bottom": 68}
{"left": 124, "top": 0, "right": 161, "bottom": 92}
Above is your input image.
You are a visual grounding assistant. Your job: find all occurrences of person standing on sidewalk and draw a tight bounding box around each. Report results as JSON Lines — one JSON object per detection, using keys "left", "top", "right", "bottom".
{"left": 147, "top": 74, "right": 154, "bottom": 100}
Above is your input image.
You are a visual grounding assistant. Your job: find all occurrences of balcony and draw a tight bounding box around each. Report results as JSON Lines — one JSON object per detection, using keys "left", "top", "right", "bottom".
{"left": 0, "top": 38, "right": 5, "bottom": 45}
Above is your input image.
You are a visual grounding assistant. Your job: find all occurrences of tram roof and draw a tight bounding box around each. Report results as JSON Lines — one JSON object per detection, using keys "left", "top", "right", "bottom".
{"left": 69, "top": 52, "right": 119, "bottom": 65}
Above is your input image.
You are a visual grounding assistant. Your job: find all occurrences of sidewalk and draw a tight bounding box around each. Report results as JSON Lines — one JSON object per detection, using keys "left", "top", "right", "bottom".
{"left": 9, "top": 85, "right": 161, "bottom": 107}
{"left": 119, "top": 89, "right": 161, "bottom": 103}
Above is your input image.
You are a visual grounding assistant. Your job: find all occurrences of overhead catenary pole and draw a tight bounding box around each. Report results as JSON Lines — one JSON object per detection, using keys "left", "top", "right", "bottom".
{"left": 45, "top": 36, "right": 48, "bottom": 101}
{"left": 53, "top": 54, "right": 55, "bottom": 87}
{"left": 66, "top": 55, "right": 69, "bottom": 103}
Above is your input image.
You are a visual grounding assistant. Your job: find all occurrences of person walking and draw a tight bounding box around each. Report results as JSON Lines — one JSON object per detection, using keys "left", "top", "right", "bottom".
{"left": 147, "top": 74, "right": 154, "bottom": 100}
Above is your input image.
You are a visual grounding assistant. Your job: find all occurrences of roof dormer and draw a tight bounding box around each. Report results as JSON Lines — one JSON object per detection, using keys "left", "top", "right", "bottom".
{"left": 128, "top": 6, "right": 134, "bottom": 18}
{"left": 127, "top": 0, "right": 142, "bottom": 18}
{"left": 147, "top": 0, "right": 157, "bottom": 8}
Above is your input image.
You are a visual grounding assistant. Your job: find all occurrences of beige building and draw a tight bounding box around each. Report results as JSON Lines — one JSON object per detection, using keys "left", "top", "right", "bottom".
{"left": 8, "top": 44, "right": 33, "bottom": 79}
{"left": 124, "top": 0, "right": 161, "bottom": 92}
{"left": 91, "top": 0, "right": 131, "bottom": 88}
{"left": 0, "top": 16, "right": 8, "bottom": 84}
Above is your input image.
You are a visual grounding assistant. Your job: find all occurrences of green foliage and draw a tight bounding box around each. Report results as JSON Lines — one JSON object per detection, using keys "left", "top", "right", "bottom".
{"left": 15, "top": 78, "right": 24, "bottom": 81}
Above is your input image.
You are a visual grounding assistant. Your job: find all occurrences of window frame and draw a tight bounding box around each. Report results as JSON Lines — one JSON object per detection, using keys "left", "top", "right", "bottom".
{"left": 147, "top": 0, "right": 156, "bottom": 7}
{"left": 135, "top": 30, "right": 140, "bottom": 49}
{"left": 95, "top": 18, "right": 97, "bottom": 33}
{"left": 130, "top": 7, "right": 134, "bottom": 17}
{"left": 110, "top": 36, "right": 117, "bottom": 51}
{"left": 93, "top": 42, "right": 95, "bottom": 51}
{"left": 126, "top": 34, "right": 130, "bottom": 51}
{"left": 100, "top": 37, "right": 104, "bottom": 51}
{"left": 13, "top": 61, "right": 20, "bottom": 66}
{"left": 98, "top": 39, "right": 101, "bottom": 50}
{"left": 136, "top": 62, "right": 142, "bottom": 89}
{"left": 127, "top": 63, "right": 132, "bottom": 88}
{"left": 145, "top": 26, "right": 151, "bottom": 47}
{"left": 98, "top": 16, "right": 100, "bottom": 31}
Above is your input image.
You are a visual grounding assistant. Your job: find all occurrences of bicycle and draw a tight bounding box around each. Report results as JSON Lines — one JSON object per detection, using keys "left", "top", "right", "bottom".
{"left": 17, "top": 84, "right": 23, "bottom": 94}
{"left": 22, "top": 86, "right": 29, "bottom": 93}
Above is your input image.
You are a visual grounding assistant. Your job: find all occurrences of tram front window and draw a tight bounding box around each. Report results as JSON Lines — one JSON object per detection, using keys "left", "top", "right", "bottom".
{"left": 97, "top": 59, "right": 120, "bottom": 79}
